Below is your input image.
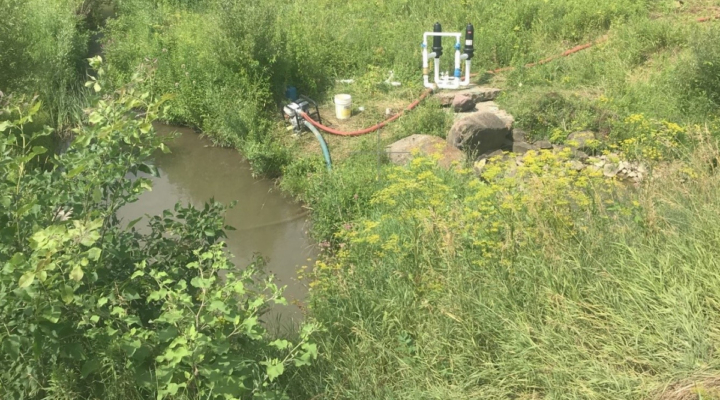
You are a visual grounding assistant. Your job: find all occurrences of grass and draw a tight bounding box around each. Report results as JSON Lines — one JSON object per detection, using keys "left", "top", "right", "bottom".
{"left": 0, "top": 0, "right": 98, "bottom": 137}
{"left": 291, "top": 133, "right": 720, "bottom": 399}
{"left": 18, "top": 0, "right": 720, "bottom": 398}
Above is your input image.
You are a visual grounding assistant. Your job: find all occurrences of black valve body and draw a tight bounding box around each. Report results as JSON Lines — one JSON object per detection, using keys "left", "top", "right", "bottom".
{"left": 432, "top": 22, "right": 443, "bottom": 58}
{"left": 464, "top": 23, "right": 474, "bottom": 60}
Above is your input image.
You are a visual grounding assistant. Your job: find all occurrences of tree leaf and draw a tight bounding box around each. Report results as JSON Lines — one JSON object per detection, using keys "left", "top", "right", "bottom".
{"left": 80, "top": 230, "right": 100, "bottom": 247}
{"left": 263, "top": 359, "right": 284, "bottom": 382}
{"left": 92, "top": 186, "right": 102, "bottom": 203}
{"left": 42, "top": 305, "right": 61, "bottom": 323}
{"left": 67, "top": 164, "right": 86, "bottom": 178}
{"left": 61, "top": 285, "right": 75, "bottom": 304}
{"left": 190, "top": 276, "right": 210, "bottom": 289}
{"left": 81, "top": 359, "right": 102, "bottom": 379}
{"left": 139, "top": 122, "right": 152, "bottom": 134}
{"left": 18, "top": 271, "right": 35, "bottom": 288}
{"left": 87, "top": 247, "right": 102, "bottom": 261}
{"left": 69, "top": 265, "right": 84, "bottom": 281}
{"left": 93, "top": 82, "right": 101, "bottom": 92}
{"left": 157, "top": 327, "right": 178, "bottom": 342}
{"left": 127, "top": 216, "right": 143, "bottom": 229}
{"left": 88, "top": 112, "right": 103, "bottom": 125}
{"left": 269, "top": 339, "right": 291, "bottom": 350}
{"left": 0, "top": 121, "right": 11, "bottom": 132}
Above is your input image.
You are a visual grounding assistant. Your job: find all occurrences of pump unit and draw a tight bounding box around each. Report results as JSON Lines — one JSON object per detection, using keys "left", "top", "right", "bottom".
{"left": 422, "top": 22, "right": 474, "bottom": 90}
{"left": 282, "top": 95, "right": 322, "bottom": 133}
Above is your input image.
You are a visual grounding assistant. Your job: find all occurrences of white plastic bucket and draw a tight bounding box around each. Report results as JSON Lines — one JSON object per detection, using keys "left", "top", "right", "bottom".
{"left": 334, "top": 94, "right": 352, "bottom": 119}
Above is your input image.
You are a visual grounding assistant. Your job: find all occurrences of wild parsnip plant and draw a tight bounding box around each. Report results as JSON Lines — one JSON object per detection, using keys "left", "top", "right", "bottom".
{"left": 297, "top": 140, "right": 720, "bottom": 399}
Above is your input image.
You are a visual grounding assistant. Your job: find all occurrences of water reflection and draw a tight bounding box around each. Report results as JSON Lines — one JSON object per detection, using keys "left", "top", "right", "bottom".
{"left": 118, "top": 124, "right": 315, "bottom": 327}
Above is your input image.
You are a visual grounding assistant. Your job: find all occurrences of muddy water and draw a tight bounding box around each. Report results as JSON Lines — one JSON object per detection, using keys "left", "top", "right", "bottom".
{"left": 118, "top": 124, "right": 315, "bottom": 328}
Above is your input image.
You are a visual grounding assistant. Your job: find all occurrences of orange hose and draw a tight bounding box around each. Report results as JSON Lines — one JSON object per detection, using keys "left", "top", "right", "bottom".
{"left": 300, "top": 89, "right": 432, "bottom": 136}
{"left": 698, "top": 15, "right": 720, "bottom": 22}
{"left": 479, "top": 36, "right": 607, "bottom": 76}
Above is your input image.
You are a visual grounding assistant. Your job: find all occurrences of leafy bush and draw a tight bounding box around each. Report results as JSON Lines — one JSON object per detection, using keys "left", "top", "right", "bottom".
{"left": 0, "top": 60, "right": 317, "bottom": 399}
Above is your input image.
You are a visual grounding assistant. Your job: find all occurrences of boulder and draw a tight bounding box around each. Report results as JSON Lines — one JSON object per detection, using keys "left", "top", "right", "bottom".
{"left": 480, "top": 149, "right": 506, "bottom": 160}
{"left": 535, "top": 140, "right": 553, "bottom": 149}
{"left": 452, "top": 101, "right": 515, "bottom": 130}
{"left": 447, "top": 112, "right": 511, "bottom": 158}
{"left": 574, "top": 150, "right": 589, "bottom": 161}
{"left": 452, "top": 94, "right": 476, "bottom": 112}
{"left": 567, "top": 131, "right": 597, "bottom": 152}
{"left": 553, "top": 145, "right": 590, "bottom": 161}
{"left": 570, "top": 160, "right": 585, "bottom": 171}
{"left": 475, "top": 101, "right": 515, "bottom": 129}
{"left": 386, "top": 134, "right": 464, "bottom": 169}
{"left": 436, "top": 86, "right": 501, "bottom": 106}
{"left": 511, "top": 128, "right": 527, "bottom": 142}
{"left": 512, "top": 141, "right": 537, "bottom": 154}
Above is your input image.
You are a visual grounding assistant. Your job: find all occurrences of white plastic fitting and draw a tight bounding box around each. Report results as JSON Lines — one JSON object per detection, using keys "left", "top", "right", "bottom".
{"left": 422, "top": 31, "right": 471, "bottom": 90}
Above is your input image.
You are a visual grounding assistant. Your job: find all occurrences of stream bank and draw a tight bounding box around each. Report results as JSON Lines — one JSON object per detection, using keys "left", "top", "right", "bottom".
{"left": 118, "top": 124, "right": 316, "bottom": 327}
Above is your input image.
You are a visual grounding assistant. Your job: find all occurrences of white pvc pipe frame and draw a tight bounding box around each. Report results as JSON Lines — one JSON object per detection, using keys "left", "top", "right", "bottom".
{"left": 422, "top": 32, "right": 472, "bottom": 90}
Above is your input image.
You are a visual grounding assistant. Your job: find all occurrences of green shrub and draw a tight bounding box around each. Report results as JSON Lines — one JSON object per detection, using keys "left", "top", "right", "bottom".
{"left": 0, "top": 62, "right": 317, "bottom": 399}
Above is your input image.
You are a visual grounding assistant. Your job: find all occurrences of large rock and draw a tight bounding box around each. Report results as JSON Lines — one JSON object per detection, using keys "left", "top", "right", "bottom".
{"left": 453, "top": 101, "right": 515, "bottom": 130}
{"left": 511, "top": 128, "right": 527, "bottom": 142}
{"left": 512, "top": 141, "right": 537, "bottom": 154}
{"left": 447, "top": 112, "right": 511, "bottom": 157}
{"left": 475, "top": 102, "right": 515, "bottom": 129}
{"left": 452, "top": 94, "right": 475, "bottom": 112}
{"left": 386, "top": 134, "right": 464, "bottom": 169}
{"left": 535, "top": 140, "right": 553, "bottom": 149}
{"left": 436, "top": 86, "right": 501, "bottom": 106}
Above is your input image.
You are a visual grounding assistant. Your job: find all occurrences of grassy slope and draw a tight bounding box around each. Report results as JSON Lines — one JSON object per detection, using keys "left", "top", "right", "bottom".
{"left": 0, "top": 0, "right": 96, "bottom": 136}
{"left": 99, "top": 0, "right": 720, "bottom": 398}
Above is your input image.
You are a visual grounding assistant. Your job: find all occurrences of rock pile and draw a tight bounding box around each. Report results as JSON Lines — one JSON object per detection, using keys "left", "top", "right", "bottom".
{"left": 384, "top": 88, "right": 646, "bottom": 184}
{"left": 587, "top": 155, "right": 647, "bottom": 183}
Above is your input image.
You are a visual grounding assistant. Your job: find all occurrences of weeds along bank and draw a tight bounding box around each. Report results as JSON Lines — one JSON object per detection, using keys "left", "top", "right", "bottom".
{"left": 0, "top": 0, "right": 103, "bottom": 136}
{"left": 3, "top": 0, "right": 720, "bottom": 398}
{"left": 0, "top": 63, "right": 319, "bottom": 399}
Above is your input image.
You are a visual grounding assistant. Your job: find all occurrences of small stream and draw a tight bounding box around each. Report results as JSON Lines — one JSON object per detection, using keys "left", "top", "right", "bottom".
{"left": 117, "top": 124, "right": 316, "bottom": 328}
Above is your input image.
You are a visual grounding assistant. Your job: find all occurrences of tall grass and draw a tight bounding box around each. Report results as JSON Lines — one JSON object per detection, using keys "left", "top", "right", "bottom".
{"left": 0, "top": 0, "right": 94, "bottom": 135}
{"left": 293, "top": 134, "right": 720, "bottom": 399}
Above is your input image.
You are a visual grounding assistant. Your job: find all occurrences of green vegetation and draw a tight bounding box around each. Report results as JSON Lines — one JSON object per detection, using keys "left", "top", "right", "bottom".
{"left": 0, "top": 60, "right": 317, "bottom": 399}
{"left": 0, "top": 0, "right": 96, "bottom": 136}
{"left": 4, "top": 0, "right": 720, "bottom": 398}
